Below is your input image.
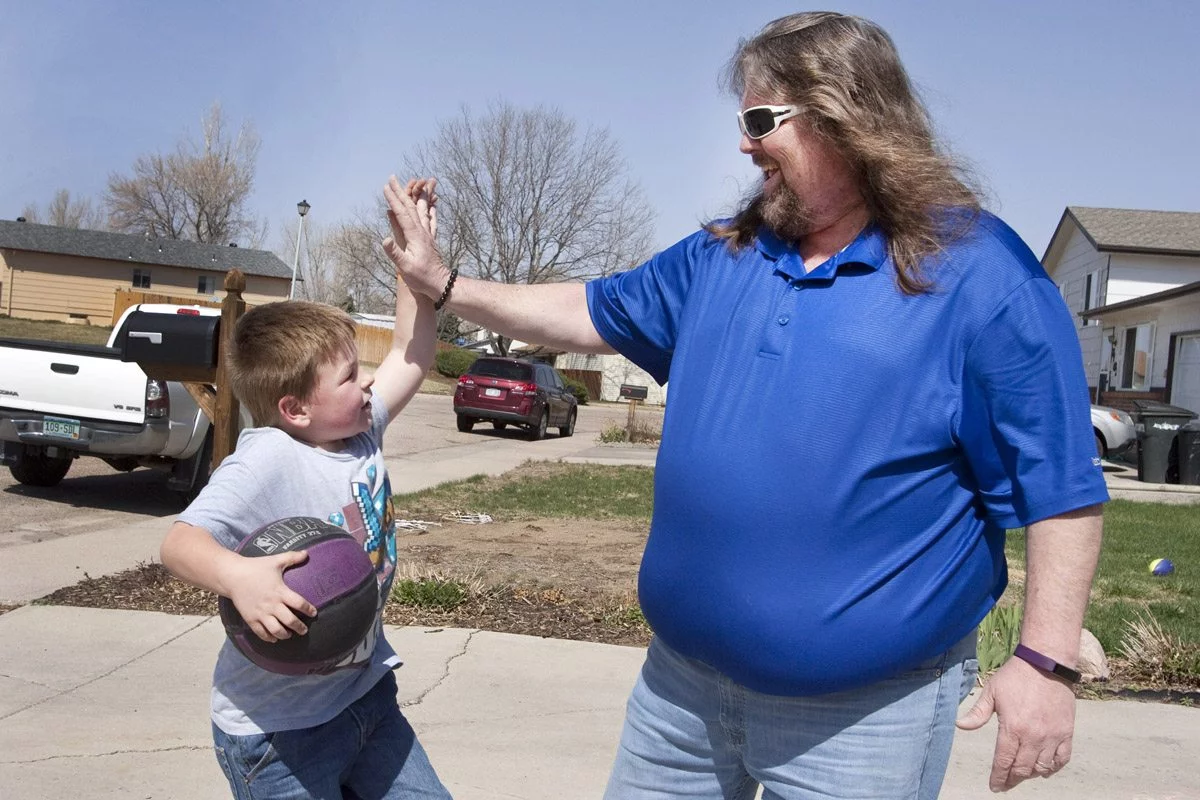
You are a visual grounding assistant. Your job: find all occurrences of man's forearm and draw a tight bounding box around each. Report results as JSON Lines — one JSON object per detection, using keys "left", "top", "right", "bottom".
{"left": 1020, "top": 504, "right": 1104, "bottom": 666}
{"left": 443, "top": 276, "right": 613, "bottom": 354}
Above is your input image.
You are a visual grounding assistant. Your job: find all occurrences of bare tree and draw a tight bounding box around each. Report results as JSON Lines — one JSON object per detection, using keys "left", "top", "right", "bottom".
{"left": 403, "top": 102, "right": 656, "bottom": 354}
{"left": 21, "top": 189, "right": 105, "bottom": 229}
{"left": 105, "top": 104, "right": 264, "bottom": 246}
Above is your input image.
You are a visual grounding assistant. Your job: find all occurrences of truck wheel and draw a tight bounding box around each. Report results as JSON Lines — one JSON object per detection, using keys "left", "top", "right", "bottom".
{"left": 10, "top": 451, "right": 73, "bottom": 487}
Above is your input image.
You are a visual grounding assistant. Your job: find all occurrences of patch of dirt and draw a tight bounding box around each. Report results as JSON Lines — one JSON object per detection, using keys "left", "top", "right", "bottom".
{"left": 35, "top": 517, "right": 654, "bottom": 647}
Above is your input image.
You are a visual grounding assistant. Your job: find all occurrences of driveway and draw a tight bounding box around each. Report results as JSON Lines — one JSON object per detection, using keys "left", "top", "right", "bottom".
{"left": 0, "top": 393, "right": 661, "bottom": 550}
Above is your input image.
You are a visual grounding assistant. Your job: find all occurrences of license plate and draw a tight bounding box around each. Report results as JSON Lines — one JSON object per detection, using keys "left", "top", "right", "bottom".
{"left": 484, "top": 388, "right": 502, "bottom": 398}
{"left": 44, "top": 415, "right": 81, "bottom": 440}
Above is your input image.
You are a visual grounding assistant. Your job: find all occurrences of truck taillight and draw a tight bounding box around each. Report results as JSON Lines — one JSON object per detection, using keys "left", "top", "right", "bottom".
{"left": 146, "top": 379, "right": 170, "bottom": 418}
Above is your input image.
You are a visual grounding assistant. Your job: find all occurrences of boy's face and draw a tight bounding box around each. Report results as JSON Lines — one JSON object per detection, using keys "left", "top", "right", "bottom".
{"left": 294, "top": 347, "right": 375, "bottom": 450}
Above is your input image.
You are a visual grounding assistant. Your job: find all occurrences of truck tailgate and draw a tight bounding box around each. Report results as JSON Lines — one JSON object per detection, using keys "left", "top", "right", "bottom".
{"left": 0, "top": 341, "right": 147, "bottom": 425}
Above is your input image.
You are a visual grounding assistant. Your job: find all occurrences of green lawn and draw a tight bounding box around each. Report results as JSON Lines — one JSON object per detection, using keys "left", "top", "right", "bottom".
{"left": 1007, "top": 499, "right": 1199, "bottom": 655}
{"left": 0, "top": 315, "right": 113, "bottom": 345}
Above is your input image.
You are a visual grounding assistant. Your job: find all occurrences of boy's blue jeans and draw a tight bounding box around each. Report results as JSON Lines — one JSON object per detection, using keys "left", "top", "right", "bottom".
{"left": 212, "top": 670, "right": 450, "bottom": 799}
{"left": 604, "top": 634, "right": 978, "bottom": 799}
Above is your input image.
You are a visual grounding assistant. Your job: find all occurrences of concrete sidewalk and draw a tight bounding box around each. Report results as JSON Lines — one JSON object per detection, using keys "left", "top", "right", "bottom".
{"left": 1, "top": 606, "right": 1198, "bottom": 799}
{"left": 1, "top": 445, "right": 1198, "bottom": 799}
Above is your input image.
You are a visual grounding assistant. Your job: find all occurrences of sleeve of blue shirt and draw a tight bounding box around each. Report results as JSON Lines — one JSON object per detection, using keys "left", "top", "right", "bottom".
{"left": 585, "top": 231, "right": 704, "bottom": 384}
{"left": 958, "top": 277, "right": 1109, "bottom": 529}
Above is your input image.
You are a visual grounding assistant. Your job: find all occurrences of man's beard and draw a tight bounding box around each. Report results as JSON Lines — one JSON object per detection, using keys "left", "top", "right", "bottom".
{"left": 749, "top": 179, "right": 813, "bottom": 243}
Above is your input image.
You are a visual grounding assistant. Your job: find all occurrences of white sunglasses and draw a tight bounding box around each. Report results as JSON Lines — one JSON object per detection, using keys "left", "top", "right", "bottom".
{"left": 737, "top": 104, "right": 802, "bottom": 139}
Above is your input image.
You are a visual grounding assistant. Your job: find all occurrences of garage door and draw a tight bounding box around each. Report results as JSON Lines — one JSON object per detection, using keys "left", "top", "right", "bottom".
{"left": 1171, "top": 334, "right": 1200, "bottom": 415}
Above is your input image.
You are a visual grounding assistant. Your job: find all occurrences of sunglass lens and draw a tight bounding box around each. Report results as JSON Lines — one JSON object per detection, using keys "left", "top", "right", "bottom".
{"left": 743, "top": 108, "right": 776, "bottom": 138}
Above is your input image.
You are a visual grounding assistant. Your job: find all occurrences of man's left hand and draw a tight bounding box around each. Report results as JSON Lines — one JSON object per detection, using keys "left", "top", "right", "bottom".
{"left": 956, "top": 656, "right": 1076, "bottom": 792}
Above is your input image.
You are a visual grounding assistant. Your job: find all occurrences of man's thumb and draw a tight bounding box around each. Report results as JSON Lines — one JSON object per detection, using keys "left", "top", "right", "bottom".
{"left": 955, "top": 690, "right": 995, "bottom": 731}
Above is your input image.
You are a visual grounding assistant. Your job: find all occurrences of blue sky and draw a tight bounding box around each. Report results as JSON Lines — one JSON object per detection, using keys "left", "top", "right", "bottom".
{"left": 2, "top": 0, "right": 1196, "bottom": 260}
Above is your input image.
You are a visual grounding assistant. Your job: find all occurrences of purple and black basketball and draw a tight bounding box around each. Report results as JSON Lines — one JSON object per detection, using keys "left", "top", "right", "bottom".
{"left": 218, "top": 517, "right": 378, "bottom": 675}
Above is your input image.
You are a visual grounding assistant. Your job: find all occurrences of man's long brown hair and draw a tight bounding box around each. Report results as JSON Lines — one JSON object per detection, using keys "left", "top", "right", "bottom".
{"left": 709, "top": 12, "right": 982, "bottom": 294}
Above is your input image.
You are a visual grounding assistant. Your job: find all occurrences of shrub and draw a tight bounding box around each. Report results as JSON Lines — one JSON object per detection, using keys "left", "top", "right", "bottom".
{"left": 976, "top": 604, "right": 1021, "bottom": 676}
{"left": 391, "top": 577, "right": 469, "bottom": 610}
{"left": 435, "top": 348, "right": 477, "bottom": 379}
{"left": 598, "top": 420, "right": 662, "bottom": 444}
{"left": 559, "top": 373, "right": 590, "bottom": 405}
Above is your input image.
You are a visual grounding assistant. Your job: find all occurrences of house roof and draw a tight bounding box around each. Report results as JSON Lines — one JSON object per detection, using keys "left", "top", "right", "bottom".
{"left": 1046, "top": 207, "right": 1200, "bottom": 262}
{"left": 1081, "top": 279, "right": 1200, "bottom": 319}
{"left": 0, "top": 219, "right": 292, "bottom": 279}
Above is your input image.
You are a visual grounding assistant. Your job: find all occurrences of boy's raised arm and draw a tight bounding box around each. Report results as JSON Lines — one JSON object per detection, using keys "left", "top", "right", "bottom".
{"left": 372, "top": 177, "right": 439, "bottom": 423}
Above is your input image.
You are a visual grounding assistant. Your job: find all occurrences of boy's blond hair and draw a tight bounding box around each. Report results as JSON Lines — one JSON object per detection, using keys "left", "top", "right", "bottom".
{"left": 228, "top": 301, "right": 358, "bottom": 427}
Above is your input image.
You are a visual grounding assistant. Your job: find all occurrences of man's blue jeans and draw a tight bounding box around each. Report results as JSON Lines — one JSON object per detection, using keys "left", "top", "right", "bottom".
{"left": 605, "top": 634, "right": 978, "bottom": 799}
{"left": 212, "top": 670, "right": 450, "bottom": 799}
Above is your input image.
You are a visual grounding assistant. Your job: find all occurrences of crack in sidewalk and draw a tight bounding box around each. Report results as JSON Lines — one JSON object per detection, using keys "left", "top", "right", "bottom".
{"left": 400, "top": 629, "right": 479, "bottom": 708}
{"left": 1, "top": 743, "right": 209, "bottom": 765}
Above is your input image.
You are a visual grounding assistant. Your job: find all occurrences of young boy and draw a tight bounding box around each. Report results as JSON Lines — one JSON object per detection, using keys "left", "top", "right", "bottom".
{"left": 161, "top": 180, "right": 452, "bottom": 798}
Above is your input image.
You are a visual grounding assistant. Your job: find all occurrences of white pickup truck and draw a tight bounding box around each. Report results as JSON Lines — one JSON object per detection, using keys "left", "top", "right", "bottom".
{"left": 0, "top": 304, "right": 222, "bottom": 495}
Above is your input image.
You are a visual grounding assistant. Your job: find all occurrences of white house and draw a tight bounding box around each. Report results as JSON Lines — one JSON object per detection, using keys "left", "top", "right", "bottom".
{"left": 1042, "top": 207, "right": 1200, "bottom": 414}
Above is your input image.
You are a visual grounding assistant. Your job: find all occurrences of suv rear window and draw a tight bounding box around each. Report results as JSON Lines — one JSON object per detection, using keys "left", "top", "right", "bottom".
{"left": 468, "top": 359, "right": 533, "bottom": 381}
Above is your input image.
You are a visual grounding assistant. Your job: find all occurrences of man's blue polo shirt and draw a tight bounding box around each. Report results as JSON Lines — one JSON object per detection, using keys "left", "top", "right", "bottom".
{"left": 586, "top": 211, "right": 1108, "bottom": 696}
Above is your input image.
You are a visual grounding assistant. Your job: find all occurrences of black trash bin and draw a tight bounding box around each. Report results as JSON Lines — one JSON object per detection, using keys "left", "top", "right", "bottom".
{"left": 1178, "top": 419, "right": 1200, "bottom": 486}
{"left": 1131, "top": 400, "right": 1198, "bottom": 484}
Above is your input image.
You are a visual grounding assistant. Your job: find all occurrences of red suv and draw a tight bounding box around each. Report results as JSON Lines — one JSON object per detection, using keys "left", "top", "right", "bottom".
{"left": 453, "top": 357, "right": 578, "bottom": 440}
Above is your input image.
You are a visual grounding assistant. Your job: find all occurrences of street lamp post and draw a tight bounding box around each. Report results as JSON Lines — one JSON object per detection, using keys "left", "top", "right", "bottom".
{"left": 288, "top": 199, "right": 311, "bottom": 300}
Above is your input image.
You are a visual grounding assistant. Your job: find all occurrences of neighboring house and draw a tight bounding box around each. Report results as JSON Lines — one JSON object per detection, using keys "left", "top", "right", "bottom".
{"left": 1042, "top": 207, "right": 1200, "bottom": 414}
{"left": 0, "top": 218, "right": 292, "bottom": 325}
{"left": 558, "top": 351, "right": 667, "bottom": 406}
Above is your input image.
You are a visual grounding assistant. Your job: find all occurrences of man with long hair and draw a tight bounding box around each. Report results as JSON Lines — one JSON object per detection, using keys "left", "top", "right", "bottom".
{"left": 383, "top": 12, "right": 1106, "bottom": 798}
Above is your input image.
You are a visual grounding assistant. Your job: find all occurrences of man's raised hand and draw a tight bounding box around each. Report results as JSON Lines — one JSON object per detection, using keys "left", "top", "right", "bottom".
{"left": 383, "top": 175, "right": 445, "bottom": 301}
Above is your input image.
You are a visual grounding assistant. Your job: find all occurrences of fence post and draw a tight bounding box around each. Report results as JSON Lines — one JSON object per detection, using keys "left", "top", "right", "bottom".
{"left": 212, "top": 270, "right": 247, "bottom": 470}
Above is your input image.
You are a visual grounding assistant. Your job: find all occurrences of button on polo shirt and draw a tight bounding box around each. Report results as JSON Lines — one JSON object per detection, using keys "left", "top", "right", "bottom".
{"left": 586, "top": 213, "right": 1107, "bottom": 696}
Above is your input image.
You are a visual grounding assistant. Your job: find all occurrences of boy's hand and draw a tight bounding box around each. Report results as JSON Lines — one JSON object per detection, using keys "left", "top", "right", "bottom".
{"left": 225, "top": 550, "right": 319, "bottom": 643}
{"left": 383, "top": 175, "right": 447, "bottom": 301}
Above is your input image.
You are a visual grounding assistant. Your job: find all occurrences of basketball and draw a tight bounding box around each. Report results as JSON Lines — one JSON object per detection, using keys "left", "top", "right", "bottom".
{"left": 218, "top": 516, "right": 378, "bottom": 675}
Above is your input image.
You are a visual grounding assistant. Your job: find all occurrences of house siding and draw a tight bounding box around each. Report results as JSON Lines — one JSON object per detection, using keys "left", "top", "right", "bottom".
{"left": 0, "top": 249, "right": 288, "bottom": 325}
{"left": 1043, "top": 223, "right": 1107, "bottom": 387}
{"left": 1107, "top": 252, "right": 1200, "bottom": 304}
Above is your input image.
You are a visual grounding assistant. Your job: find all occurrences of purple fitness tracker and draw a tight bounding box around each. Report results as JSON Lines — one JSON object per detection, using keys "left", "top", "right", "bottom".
{"left": 1013, "top": 643, "right": 1082, "bottom": 684}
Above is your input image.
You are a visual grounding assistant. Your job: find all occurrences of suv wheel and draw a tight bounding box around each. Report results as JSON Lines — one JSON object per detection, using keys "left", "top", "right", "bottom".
{"left": 1095, "top": 431, "right": 1105, "bottom": 460}
{"left": 528, "top": 409, "right": 549, "bottom": 441}
{"left": 456, "top": 414, "right": 475, "bottom": 433}
{"left": 492, "top": 421, "right": 508, "bottom": 430}
{"left": 559, "top": 408, "right": 577, "bottom": 438}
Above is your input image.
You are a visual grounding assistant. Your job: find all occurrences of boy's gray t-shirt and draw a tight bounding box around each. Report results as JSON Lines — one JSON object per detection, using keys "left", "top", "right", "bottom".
{"left": 179, "top": 399, "right": 401, "bottom": 735}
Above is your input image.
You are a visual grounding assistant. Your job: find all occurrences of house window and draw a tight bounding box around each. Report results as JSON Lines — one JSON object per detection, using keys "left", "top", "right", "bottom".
{"left": 198, "top": 275, "right": 215, "bottom": 295}
{"left": 1119, "top": 323, "right": 1154, "bottom": 391}
{"left": 1081, "top": 270, "right": 1102, "bottom": 326}
{"left": 132, "top": 268, "right": 151, "bottom": 289}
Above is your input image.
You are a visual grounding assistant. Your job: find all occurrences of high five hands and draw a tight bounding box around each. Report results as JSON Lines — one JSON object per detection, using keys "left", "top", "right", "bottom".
{"left": 382, "top": 176, "right": 446, "bottom": 301}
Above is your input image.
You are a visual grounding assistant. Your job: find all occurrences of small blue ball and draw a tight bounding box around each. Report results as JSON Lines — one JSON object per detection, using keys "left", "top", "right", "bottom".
{"left": 1149, "top": 558, "right": 1175, "bottom": 577}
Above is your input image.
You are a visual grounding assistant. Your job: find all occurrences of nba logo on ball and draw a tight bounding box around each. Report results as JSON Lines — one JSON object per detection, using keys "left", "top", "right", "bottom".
{"left": 1149, "top": 558, "right": 1175, "bottom": 577}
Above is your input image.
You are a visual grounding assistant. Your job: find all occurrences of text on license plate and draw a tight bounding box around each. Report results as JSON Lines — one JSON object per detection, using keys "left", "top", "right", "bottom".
{"left": 44, "top": 415, "right": 81, "bottom": 440}
{"left": 484, "top": 388, "right": 502, "bottom": 398}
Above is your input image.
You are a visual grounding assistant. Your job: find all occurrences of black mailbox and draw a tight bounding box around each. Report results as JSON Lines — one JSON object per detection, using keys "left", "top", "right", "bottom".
{"left": 120, "top": 309, "right": 220, "bottom": 368}
{"left": 619, "top": 384, "right": 648, "bottom": 400}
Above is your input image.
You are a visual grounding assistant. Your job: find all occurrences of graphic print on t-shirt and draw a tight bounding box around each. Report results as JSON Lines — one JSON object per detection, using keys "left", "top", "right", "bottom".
{"left": 325, "top": 460, "right": 397, "bottom": 670}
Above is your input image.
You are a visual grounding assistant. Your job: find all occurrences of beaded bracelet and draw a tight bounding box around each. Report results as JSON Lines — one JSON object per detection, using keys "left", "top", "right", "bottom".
{"left": 433, "top": 267, "right": 458, "bottom": 311}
